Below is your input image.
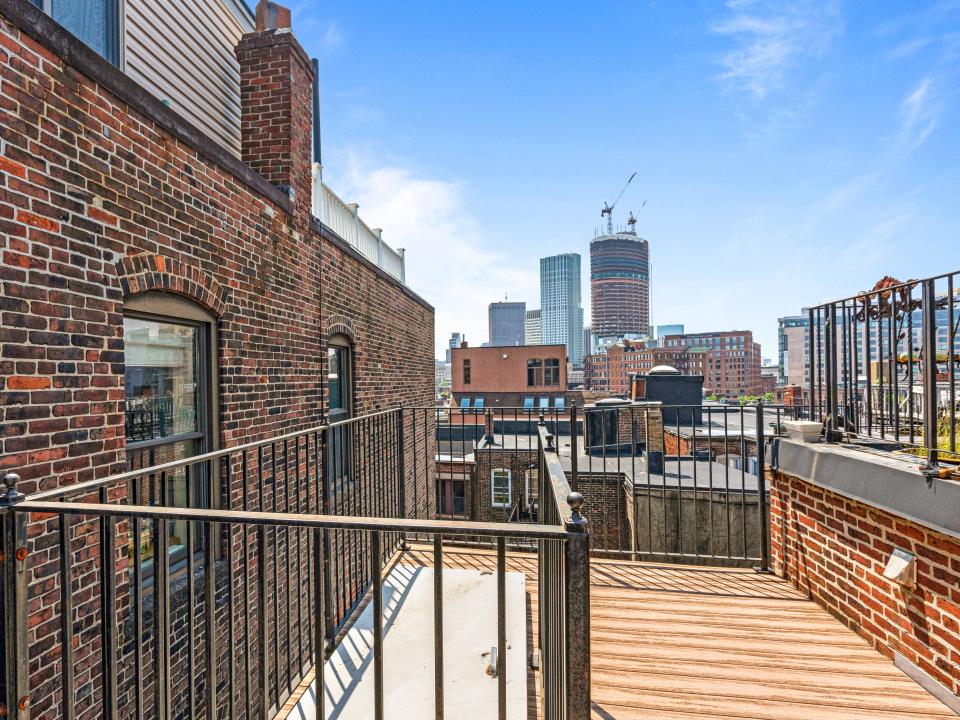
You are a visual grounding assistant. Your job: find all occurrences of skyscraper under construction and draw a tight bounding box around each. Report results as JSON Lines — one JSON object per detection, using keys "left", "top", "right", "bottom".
{"left": 590, "top": 215, "right": 651, "bottom": 339}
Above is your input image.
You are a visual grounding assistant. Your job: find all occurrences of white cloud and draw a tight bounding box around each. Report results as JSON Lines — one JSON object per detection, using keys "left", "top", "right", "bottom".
{"left": 887, "top": 36, "right": 934, "bottom": 60}
{"left": 712, "top": 0, "right": 842, "bottom": 99}
{"left": 822, "top": 171, "right": 882, "bottom": 212}
{"left": 327, "top": 152, "right": 538, "bottom": 358}
{"left": 898, "top": 77, "right": 941, "bottom": 150}
{"left": 321, "top": 22, "right": 345, "bottom": 53}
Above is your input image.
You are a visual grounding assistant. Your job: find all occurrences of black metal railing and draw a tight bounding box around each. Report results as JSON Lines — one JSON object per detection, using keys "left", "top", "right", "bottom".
{"left": 431, "top": 402, "right": 794, "bottom": 568}
{"left": 0, "top": 406, "right": 591, "bottom": 720}
{"left": 808, "top": 270, "right": 960, "bottom": 472}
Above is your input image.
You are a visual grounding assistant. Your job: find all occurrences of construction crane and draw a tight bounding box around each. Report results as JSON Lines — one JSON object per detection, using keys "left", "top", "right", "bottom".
{"left": 626, "top": 201, "right": 646, "bottom": 232}
{"left": 601, "top": 171, "right": 637, "bottom": 234}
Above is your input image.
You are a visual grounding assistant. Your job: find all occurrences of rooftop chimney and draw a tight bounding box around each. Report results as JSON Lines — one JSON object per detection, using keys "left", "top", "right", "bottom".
{"left": 237, "top": 1, "right": 314, "bottom": 212}
{"left": 255, "top": 0, "right": 291, "bottom": 30}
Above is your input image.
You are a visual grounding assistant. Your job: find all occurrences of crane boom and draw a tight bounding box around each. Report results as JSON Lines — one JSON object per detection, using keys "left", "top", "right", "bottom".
{"left": 601, "top": 171, "right": 638, "bottom": 234}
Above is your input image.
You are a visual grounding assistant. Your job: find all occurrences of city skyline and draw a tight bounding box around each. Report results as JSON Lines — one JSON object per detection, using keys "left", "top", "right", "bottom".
{"left": 292, "top": 1, "right": 960, "bottom": 360}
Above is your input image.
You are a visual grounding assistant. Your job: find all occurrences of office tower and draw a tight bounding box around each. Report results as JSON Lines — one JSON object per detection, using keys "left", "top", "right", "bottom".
{"left": 540, "top": 253, "right": 584, "bottom": 364}
{"left": 488, "top": 300, "right": 526, "bottom": 346}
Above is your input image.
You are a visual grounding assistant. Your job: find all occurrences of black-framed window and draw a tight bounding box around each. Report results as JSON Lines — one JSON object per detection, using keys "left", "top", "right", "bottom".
{"left": 463, "top": 359, "right": 471, "bottom": 384}
{"left": 544, "top": 358, "right": 561, "bottom": 386}
{"left": 327, "top": 338, "right": 353, "bottom": 491}
{"left": 438, "top": 476, "right": 466, "bottom": 518}
{"left": 124, "top": 310, "right": 213, "bottom": 567}
{"left": 527, "top": 359, "right": 543, "bottom": 386}
{"left": 34, "top": 0, "right": 121, "bottom": 65}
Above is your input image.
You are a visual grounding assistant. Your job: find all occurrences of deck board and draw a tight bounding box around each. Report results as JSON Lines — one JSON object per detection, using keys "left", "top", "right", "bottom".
{"left": 402, "top": 545, "right": 954, "bottom": 720}
{"left": 281, "top": 545, "right": 955, "bottom": 719}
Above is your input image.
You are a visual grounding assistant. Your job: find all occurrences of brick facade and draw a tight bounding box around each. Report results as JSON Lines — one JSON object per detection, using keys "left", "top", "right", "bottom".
{"left": 770, "top": 470, "right": 960, "bottom": 700}
{"left": 473, "top": 446, "right": 538, "bottom": 523}
{"left": 576, "top": 473, "right": 631, "bottom": 553}
{"left": 0, "top": 3, "right": 433, "bottom": 717}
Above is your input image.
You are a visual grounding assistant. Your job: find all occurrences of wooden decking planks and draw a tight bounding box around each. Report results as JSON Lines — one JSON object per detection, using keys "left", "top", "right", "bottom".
{"left": 286, "top": 545, "right": 955, "bottom": 719}
{"left": 408, "top": 545, "right": 954, "bottom": 720}
{"left": 587, "top": 558, "right": 954, "bottom": 720}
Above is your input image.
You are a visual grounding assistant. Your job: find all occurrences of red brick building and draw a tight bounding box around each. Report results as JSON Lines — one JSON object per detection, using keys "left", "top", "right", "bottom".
{"left": 662, "top": 330, "right": 763, "bottom": 399}
{"left": 583, "top": 341, "right": 692, "bottom": 395}
{"left": 0, "top": 1, "right": 433, "bottom": 717}
{"left": 451, "top": 342, "right": 570, "bottom": 410}
{"left": 585, "top": 331, "right": 762, "bottom": 399}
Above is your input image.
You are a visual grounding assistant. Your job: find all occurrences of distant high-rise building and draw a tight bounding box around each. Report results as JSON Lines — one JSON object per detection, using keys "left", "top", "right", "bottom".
{"left": 488, "top": 300, "right": 526, "bottom": 346}
{"left": 777, "top": 315, "right": 809, "bottom": 388}
{"left": 540, "top": 253, "right": 583, "bottom": 363}
{"left": 525, "top": 309, "right": 542, "bottom": 345}
{"left": 583, "top": 325, "right": 593, "bottom": 357}
{"left": 446, "top": 331, "right": 463, "bottom": 364}
{"left": 590, "top": 226, "right": 651, "bottom": 338}
{"left": 656, "top": 324, "right": 684, "bottom": 343}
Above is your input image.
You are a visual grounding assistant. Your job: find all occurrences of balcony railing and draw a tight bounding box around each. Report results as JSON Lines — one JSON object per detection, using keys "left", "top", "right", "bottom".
{"left": 311, "top": 163, "right": 406, "bottom": 283}
{"left": 436, "top": 403, "right": 798, "bottom": 568}
{"left": 0, "top": 407, "right": 590, "bottom": 720}
{"left": 808, "top": 269, "right": 960, "bottom": 472}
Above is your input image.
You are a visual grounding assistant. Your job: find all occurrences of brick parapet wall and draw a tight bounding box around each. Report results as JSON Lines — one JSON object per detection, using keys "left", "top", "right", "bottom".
{"left": 577, "top": 473, "right": 631, "bottom": 553}
{"left": 0, "top": 6, "right": 434, "bottom": 717}
{"left": 770, "top": 469, "right": 960, "bottom": 699}
{"left": 664, "top": 430, "right": 757, "bottom": 460}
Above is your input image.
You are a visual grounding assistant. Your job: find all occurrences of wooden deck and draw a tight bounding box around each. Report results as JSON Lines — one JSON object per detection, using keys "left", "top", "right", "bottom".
{"left": 282, "top": 545, "right": 955, "bottom": 719}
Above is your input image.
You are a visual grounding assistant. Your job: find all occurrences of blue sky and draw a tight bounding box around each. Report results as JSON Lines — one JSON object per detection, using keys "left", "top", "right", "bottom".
{"left": 282, "top": 0, "right": 960, "bottom": 359}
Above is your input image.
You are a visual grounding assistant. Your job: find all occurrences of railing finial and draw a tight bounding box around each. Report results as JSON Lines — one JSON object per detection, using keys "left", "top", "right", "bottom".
{"left": 538, "top": 413, "right": 546, "bottom": 426}
{"left": 0, "top": 472, "right": 24, "bottom": 506}
{"left": 545, "top": 433, "right": 555, "bottom": 452}
{"left": 567, "top": 491, "right": 586, "bottom": 527}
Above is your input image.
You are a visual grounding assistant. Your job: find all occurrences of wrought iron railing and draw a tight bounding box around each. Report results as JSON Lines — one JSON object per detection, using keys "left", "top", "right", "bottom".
{"left": 0, "top": 406, "right": 591, "bottom": 720}
{"left": 429, "top": 402, "right": 795, "bottom": 567}
{"left": 808, "top": 270, "right": 960, "bottom": 472}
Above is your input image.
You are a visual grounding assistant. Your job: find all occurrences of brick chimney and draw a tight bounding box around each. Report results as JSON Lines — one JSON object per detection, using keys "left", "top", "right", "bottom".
{"left": 236, "top": 1, "right": 314, "bottom": 213}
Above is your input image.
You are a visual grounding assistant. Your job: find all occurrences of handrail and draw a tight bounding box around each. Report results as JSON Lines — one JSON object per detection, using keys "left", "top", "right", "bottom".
{"left": 16, "top": 501, "right": 569, "bottom": 539}
{"left": 27, "top": 408, "right": 403, "bottom": 502}
{"left": 808, "top": 268, "right": 960, "bottom": 309}
{"left": 536, "top": 421, "right": 586, "bottom": 532}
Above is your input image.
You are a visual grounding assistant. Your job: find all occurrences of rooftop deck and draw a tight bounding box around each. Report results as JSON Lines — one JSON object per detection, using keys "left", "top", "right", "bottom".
{"left": 282, "top": 545, "right": 954, "bottom": 720}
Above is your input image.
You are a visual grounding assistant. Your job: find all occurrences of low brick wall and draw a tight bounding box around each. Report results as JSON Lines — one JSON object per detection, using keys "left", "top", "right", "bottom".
{"left": 770, "top": 469, "right": 960, "bottom": 700}
{"left": 576, "top": 473, "right": 631, "bottom": 552}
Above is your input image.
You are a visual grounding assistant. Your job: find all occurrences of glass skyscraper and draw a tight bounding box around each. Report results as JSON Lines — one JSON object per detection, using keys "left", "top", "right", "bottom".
{"left": 540, "top": 253, "right": 584, "bottom": 364}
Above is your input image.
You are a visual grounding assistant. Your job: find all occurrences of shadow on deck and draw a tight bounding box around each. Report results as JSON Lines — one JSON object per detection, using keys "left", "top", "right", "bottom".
{"left": 280, "top": 545, "right": 955, "bottom": 720}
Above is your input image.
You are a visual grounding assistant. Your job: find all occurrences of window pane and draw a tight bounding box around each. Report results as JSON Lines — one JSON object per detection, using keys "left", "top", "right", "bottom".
{"left": 126, "top": 438, "right": 206, "bottom": 566}
{"left": 124, "top": 318, "right": 201, "bottom": 441}
{"left": 51, "top": 0, "right": 111, "bottom": 59}
{"left": 452, "top": 481, "right": 465, "bottom": 516}
{"left": 328, "top": 346, "right": 350, "bottom": 413}
{"left": 492, "top": 469, "right": 511, "bottom": 507}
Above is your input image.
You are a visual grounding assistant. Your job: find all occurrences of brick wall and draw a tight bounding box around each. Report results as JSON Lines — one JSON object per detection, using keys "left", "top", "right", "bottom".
{"left": 770, "top": 470, "right": 960, "bottom": 699}
{"left": 663, "top": 430, "right": 757, "bottom": 460}
{"left": 0, "top": 3, "right": 433, "bottom": 718}
{"left": 473, "top": 446, "right": 537, "bottom": 523}
{"left": 576, "top": 473, "right": 631, "bottom": 552}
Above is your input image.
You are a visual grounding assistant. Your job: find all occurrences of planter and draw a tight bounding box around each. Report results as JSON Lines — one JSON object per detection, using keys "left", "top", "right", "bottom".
{"left": 784, "top": 420, "right": 822, "bottom": 443}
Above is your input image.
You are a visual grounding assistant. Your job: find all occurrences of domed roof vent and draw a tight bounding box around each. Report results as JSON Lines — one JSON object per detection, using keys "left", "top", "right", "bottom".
{"left": 649, "top": 365, "right": 681, "bottom": 376}
{"left": 595, "top": 397, "right": 630, "bottom": 406}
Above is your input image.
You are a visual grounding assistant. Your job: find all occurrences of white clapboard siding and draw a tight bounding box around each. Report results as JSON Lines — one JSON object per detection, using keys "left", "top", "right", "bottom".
{"left": 123, "top": 0, "right": 252, "bottom": 156}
